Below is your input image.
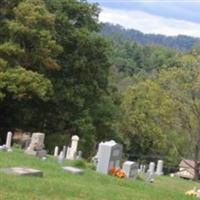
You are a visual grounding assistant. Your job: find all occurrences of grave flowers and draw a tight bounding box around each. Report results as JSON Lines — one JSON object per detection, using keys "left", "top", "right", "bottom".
{"left": 111, "top": 167, "right": 126, "bottom": 178}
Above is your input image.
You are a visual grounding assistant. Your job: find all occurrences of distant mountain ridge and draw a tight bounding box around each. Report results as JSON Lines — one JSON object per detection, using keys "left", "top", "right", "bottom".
{"left": 101, "top": 23, "right": 200, "bottom": 51}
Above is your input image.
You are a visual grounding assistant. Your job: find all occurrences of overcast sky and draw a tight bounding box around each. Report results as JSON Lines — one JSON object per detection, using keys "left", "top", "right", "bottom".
{"left": 88, "top": 0, "right": 200, "bottom": 37}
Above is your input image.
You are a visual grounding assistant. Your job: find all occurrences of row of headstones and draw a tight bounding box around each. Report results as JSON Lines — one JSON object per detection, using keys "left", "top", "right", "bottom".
{"left": 0, "top": 131, "right": 48, "bottom": 158}
{"left": 93, "top": 140, "right": 164, "bottom": 181}
{"left": 53, "top": 135, "right": 82, "bottom": 162}
{"left": 1, "top": 132, "right": 163, "bottom": 181}
{"left": 0, "top": 131, "right": 45, "bottom": 154}
{"left": 25, "top": 133, "right": 83, "bottom": 161}
{"left": 139, "top": 161, "right": 164, "bottom": 175}
{"left": 23, "top": 135, "right": 164, "bottom": 179}
{"left": 0, "top": 131, "right": 82, "bottom": 161}
{"left": 0, "top": 132, "right": 85, "bottom": 177}
{"left": 145, "top": 161, "right": 164, "bottom": 182}
{"left": 123, "top": 160, "right": 164, "bottom": 181}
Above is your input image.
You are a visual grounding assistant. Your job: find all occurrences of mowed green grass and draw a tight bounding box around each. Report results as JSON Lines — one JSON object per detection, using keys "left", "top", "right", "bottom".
{"left": 0, "top": 150, "right": 199, "bottom": 200}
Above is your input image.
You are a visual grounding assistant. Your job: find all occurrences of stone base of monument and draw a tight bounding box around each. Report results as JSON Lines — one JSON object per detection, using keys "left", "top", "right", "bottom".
{"left": 145, "top": 171, "right": 155, "bottom": 183}
{"left": 36, "top": 150, "right": 47, "bottom": 158}
{"left": 0, "top": 145, "right": 12, "bottom": 152}
{"left": 25, "top": 149, "right": 47, "bottom": 158}
{"left": 62, "top": 166, "right": 84, "bottom": 175}
{"left": 155, "top": 172, "right": 163, "bottom": 176}
{"left": 1, "top": 167, "right": 43, "bottom": 177}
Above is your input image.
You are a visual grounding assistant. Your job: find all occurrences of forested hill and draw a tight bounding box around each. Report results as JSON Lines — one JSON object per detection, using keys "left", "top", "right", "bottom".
{"left": 101, "top": 23, "right": 200, "bottom": 51}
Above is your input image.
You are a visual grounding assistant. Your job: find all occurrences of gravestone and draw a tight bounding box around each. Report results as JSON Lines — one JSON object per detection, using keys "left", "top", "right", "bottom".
{"left": 67, "top": 135, "right": 79, "bottom": 160}
{"left": 58, "top": 151, "right": 65, "bottom": 163}
{"left": 96, "top": 140, "right": 123, "bottom": 175}
{"left": 156, "top": 160, "right": 164, "bottom": 176}
{"left": 0, "top": 145, "right": 7, "bottom": 151}
{"left": 197, "top": 189, "right": 200, "bottom": 198}
{"left": 92, "top": 142, "right": 103, "bottom": 166}
{"left": 27, "top": 133, "right": 45, "bottom": 150}
{"left": 5, "top": 131, "right": 12, "bottom": 149}
{"left": 54, "top": 146, "right": 59, "bottom": 157}
{"left": 76, "top": 150, "right": 82, "bottom": 160}
{"left": 145, "top": 162, "right": 155, "bottom": 183}
{"left": 145, "top": 171, "right": 154, "bottom": 183}
{"left": 122, "top": 161, "right": 139, "bottom": 180}
{"left": 25, "top": 133, "right": 46, "bottom": 158}
{"left": 62, "top": 166, "right": 84, "bottom": 175}
{"left": 66, "top": 147, "right": 71, "bottom": 159}
{"left": 149, "top": 162, "right": 155, "bottom": 174}
{"left": 139, "top": 164, "right": 146, "bottom": 173}
{"left": 23, "top": 138, "right": 31, "bottom": 150}
{"left": 1, "top": 167, "right": 43, "bottom": 177}
{"left": 62, "top": 145, "right": 67, "bottom": 158}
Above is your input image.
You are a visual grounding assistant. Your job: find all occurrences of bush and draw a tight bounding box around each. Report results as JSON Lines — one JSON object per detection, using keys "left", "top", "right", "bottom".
{"left": 72, "top": 160, "right": 87, "bottom": 169}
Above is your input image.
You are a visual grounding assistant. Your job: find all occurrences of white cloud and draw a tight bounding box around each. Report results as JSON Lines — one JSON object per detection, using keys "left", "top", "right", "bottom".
{"left": 99, "top": 7, "right": 200, "bottom": 37}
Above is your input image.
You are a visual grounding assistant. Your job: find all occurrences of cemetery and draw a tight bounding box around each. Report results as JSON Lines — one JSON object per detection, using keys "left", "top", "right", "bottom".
{"left": 1, "top": 131, "right": 200, "bottom": 200}
{"left": 1, "top": 0, "right": 200, "bottom": 199}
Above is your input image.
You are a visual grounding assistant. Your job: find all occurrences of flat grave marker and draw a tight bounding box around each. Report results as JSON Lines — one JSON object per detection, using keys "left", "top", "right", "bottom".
{"left": 1, "top": 167, "right": 43, "bottom": 177}
{"left": 62, "top": 166, "right": 84, "bottom": 175}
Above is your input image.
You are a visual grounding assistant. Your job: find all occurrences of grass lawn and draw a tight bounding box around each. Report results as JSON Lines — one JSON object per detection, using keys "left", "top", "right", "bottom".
{"left": 0, "top": 150, "right": 199, "bottom": 200}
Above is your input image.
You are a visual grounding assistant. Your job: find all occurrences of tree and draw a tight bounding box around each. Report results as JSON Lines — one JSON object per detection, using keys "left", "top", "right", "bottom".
{"left": 0, "top": 0, "right": 62, "bottom": 140}
{"left": 121, "top": 78, "right": 177, "bottom": 165}
{"left": 121, "top": 65, "right": 200, "bottom": 180}
{"left": 41, "top": 0, "right": 115, "bottom": 156}
{"left": 158, "top": 67, "right": 200, "bottom": 180}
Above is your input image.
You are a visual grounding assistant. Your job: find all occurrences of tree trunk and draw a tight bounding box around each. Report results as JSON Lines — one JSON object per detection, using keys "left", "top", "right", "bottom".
{"left": 194, "top": 144, "right": 200, "bottom": 181}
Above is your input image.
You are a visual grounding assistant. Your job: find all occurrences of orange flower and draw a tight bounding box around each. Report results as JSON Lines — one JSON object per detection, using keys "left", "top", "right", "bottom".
{"left": 111, "top": 167, "right": 126, "bottom": 178}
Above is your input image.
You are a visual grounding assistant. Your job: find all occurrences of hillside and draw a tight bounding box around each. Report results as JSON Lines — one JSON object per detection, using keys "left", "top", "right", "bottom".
{"left": 101, "top": 23, "right": 200, "bottom": 51}
{"left": 0, "top": 150, "right": 199, "bottom": 200}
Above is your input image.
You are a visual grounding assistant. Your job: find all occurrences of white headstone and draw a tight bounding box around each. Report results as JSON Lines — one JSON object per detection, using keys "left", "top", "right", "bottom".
{"left": 145, "top": 171, "right": 154, "bottom": 183}
{"left": 6, "top": 131, "right": 12, "bottom": 149}
{"left": 62, "top": 145, "right": 67, "bottom": 158}
{"left": 96, "top": 140, "right": 123, "bottom": 174}
{"left": 54, "top": 146, "right": 59, "bottom": 157}
{"left": 142, "top": 165, "right": 146, "bottom": 173}
{"left": 122, "top": 161, "right": 138, "bottom": 180}
{"left": 66, "top": 147, "right": 71, "bottom": 159}
{"left": 96, "top": 142, "right": 103, "bottom": 158}
{"left": 139, "top": 164, "right": 146, "bottom": 173}
{"left": 145, "top": 162, "right": 156, "bottom": 183}
{"left": 27, "top": 133, "right": 45, "bottom": 151}
{"left": 197, "top": 189, "right": 200, "bottom": 198}
{"left": 58, "top": 151, "right": 64, "bottom": 163}
{"left": 25, "top": 133, "right": 46, "bottom": 158}
{"left": 76, "top": 150, "right": 82, "bottom": 160}
{"left": 149, "top": 162, "right": 155, "bottom": 175}
{"left": 156, "top": 160, "right": 164, "bottom": 176}
{"left": 91, "top": 142, "right": 103, "bottom": 166}
{"left": 68, "top": 135, "right": 79, "bottom": 160}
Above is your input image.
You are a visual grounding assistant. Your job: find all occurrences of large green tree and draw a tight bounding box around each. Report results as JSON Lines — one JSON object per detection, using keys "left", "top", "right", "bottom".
{"left": 157, "top": 67, "right": 200, "bottom": 180}
{"left": 0, "top": 0, "right": 62, "bottom": 141}
{"left": 42, "top": 0, "right": 116, "bottom": 156}
{"left": 121, "top": 64, "right": 200, "bottom": 179}
{"left": 0, "top": 0, "right": 116, "bottom": 157}
{"left": 121, "top": 78, "right": 177, "bottom": 164}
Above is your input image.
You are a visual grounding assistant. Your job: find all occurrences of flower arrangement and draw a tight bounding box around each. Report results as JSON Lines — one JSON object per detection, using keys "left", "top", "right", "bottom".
{"left": 111, "top": 167, "right": 126, "bottom": 178}
{"left": 185, "top": 187, "right": 200, "bottom": 197}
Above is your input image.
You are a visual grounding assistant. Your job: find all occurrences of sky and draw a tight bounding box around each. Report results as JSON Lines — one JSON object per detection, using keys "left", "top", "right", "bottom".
{"left": 88, "top": 0, "right": 200, "bottom": 37}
